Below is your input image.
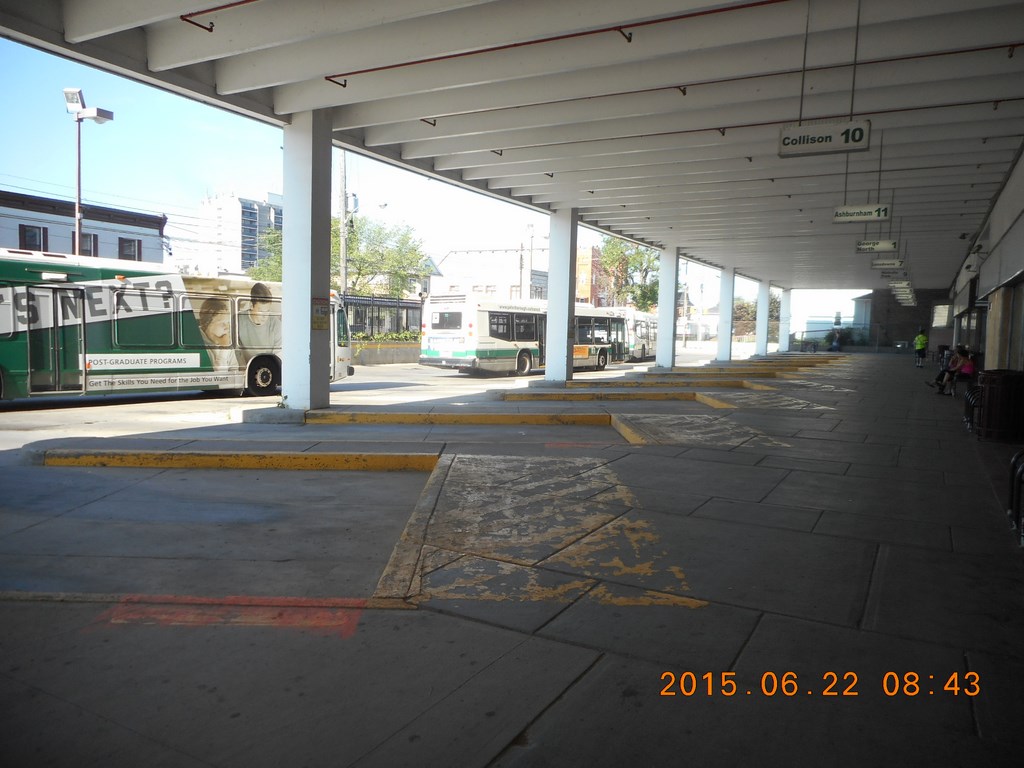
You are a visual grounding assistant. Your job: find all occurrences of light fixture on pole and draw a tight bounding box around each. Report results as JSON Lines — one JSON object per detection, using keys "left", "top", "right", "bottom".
{"left": 63, "top": 88, "right": 113, "bottom": 256}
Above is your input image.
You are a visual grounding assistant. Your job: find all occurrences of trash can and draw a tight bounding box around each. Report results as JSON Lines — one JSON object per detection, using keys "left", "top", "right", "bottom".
{"left": 976, "top": 370, "right": 1024, "bottom": 440}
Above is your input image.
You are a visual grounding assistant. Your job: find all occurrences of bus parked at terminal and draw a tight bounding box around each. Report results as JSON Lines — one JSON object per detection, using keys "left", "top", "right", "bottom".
{"left": 610, "top": 306, "right": 658, "bottom": 361}
{"left": 419, "top": 293, "right": 627, "bottom": 375}
{"left": 0, "top": 248, "right": 353, "bottom": 401}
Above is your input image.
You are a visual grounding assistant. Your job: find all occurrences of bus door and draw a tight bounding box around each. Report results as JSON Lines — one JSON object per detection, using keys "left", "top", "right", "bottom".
{"left": 608, "top": 317, "right": 627, "bottom": 361}
{"left": 537, "top": 315, "right": 546, "bottom": 366}
{"left": 27, "top": 286, "right": 85, "bottom": 393}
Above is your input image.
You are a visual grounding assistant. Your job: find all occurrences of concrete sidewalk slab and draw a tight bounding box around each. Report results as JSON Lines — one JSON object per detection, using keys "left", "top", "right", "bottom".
{"left": 2, "top": 351, "right": 1024, "bottom": 766}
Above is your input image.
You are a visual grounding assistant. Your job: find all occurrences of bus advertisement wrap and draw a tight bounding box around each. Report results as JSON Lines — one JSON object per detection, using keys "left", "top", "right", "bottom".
{"left": 0, "top": 248, "right": 353, "bottom": 401}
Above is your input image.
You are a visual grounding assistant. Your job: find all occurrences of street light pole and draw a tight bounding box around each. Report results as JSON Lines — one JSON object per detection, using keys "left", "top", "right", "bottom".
{"left": 74, "top": 114, "right": 82, "bottom": 255}
{"left": 63, "top": 88, "right": 113, "bottom": 256}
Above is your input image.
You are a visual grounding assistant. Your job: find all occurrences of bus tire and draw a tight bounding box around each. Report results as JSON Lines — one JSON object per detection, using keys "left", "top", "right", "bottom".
{"left": 246, "top": 356, "right": 281, "bottom": 396}
{"left": 597, "top": 350, "right": 608, "bottom": 370}
{"left": 515, "top": 351, "right": 533, "bottom": 376}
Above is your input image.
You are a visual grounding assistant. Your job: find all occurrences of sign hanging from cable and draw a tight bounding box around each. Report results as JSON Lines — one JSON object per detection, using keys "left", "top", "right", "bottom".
{"left": 778, "top": 120, "right": 871, "bottom": 157}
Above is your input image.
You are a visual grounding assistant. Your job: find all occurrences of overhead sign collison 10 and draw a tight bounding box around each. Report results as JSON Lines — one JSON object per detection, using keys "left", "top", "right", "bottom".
{"left": 779, "top": 120, "right": 871, "bottom": 157}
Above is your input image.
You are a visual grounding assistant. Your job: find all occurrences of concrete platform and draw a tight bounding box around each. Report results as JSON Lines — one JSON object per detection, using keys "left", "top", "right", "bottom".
{"left": 2, "top": 352, "right": 1023, "bottom": 767}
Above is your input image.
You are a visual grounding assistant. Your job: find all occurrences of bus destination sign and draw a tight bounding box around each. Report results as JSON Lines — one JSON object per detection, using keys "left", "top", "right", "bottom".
{"left": 779, "top": 120, "right": 871, "bottom": 157}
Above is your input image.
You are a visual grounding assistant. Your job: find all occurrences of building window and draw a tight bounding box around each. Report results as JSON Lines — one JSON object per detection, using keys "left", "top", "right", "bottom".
{"left": 118, "top": 238, "right": 143, "bottom": 261}
{"left": 73, "top": 232, "right": 99, "bottom": 256}
{"left": 19, "top": 224, "right": 47, "bottom": 251}
{"left": 240, "top": 200, "right": 259, "bottom": 269}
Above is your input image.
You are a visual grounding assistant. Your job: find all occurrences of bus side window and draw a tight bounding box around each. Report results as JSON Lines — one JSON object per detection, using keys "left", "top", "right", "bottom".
{"left": 114, "top": 289, "right": 175, "bottom": 347}
{"left": 0, "top": 283, "right": 13, "bottom": 338}
{"left": 489, "top": 312, "right": 511, "bottom": 341}
{"left": 182, "top": 295, "right": 232, "bottom": 348}
{"left": 513, "top": 313, "right": 537, "bottom": 341}
{"left": 337, "top": 307, "right": 350, "bottom": 345}
{"left": 576, "top": 318, "right": 593, "bottom": 343}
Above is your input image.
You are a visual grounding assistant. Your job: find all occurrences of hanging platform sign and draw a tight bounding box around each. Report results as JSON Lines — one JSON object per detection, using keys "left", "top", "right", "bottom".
{"left": 871, "top": 259, "right": 904, "bottom": 269}
{"left": 857, "top": 240, "right": 898, "bottom": 253}
{"left": 833, "top": 204, "right": 890, "bottom": 223}
{"left": 778, "top": 120, "right": 871, "bottom": 157}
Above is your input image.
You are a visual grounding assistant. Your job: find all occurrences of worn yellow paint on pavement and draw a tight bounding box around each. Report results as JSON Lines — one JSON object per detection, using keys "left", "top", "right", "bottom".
{"left": 44, "top": 449, "right": 439, "bottom": 472}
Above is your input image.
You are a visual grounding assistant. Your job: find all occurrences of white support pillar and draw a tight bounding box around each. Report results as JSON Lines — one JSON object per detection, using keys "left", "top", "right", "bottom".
{"left": 755, "top": 280, "right": 770, "bottom": 356}
{"left": 655, "top": 246, "right": 679, "bottom": 369}
{"left": 544, "top": 208, "right": 578, "bottom": 383}
{"left": 716, "top": 268, "right": 735, "bottom": 362}
{"left": 778, "top": 289, "right": 792, "bottom": 352}
{"left": 281, "top": 110, "right": 333, "bottom": 411}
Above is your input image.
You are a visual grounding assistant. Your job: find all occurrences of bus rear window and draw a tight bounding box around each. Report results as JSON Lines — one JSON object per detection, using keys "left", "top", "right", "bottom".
{"left": 431, "top": 311, "right": 461, "bottom": 330}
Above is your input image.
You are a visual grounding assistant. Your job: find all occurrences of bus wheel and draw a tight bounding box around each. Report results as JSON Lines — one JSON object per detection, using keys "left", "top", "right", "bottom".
{"left": 515, "top": 351, "right": 533, "bottom": 376}
{"left": 246, "top": 356, "right": 280, "bottom": 396}
{"left": 597, "top": 350, "right": 608, "bottom": 370}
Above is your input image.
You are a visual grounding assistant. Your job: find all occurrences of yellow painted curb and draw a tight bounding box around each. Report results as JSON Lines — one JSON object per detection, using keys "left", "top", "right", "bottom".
{"left": 43, "top": 449, "right": 440, "bottom": 472}
{"left": 638, "top": 371, "right": 781, "bottom": 379}
{"left": 572, "top": 378, "right": 757, "bottom": 388}
{"left": 305, "top": 410, "right": 610, "bottom": 426}
{"left": 503, "top": 391, "right": 699, "bottom": 401}
{"left": 694, "top": 393, "right": 738, "bottom": 409}
{"left": 609, "top": 415, "right": 654, "bottom": 445}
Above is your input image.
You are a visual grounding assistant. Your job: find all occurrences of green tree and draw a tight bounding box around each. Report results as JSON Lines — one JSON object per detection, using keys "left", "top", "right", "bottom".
{"left": 732, "top": 293, "right": 781, "bottom": 338}
{"left": 596, "top": 236, "right": 660, "bottom": 310}
{"left": 344, "top": 216, "right": 429, "bottom": 297}
{"left": 248, "top": 228, "right": 283, "bottom": 283}
{"left": 249, "top": 215, "right": 429, "bottom": 297}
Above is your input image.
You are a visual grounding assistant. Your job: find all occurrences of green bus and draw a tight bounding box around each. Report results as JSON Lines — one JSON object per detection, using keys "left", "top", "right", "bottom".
{"left": 0, "top": 248, "right": 353, "bottom": 401}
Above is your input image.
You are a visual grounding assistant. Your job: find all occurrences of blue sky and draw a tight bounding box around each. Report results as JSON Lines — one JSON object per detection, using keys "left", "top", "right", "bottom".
{"left": 0, "top": 37, "right": 861, "bottom": 323}
{"left": 0, "top": 37, "right": 553, "bottom": 257}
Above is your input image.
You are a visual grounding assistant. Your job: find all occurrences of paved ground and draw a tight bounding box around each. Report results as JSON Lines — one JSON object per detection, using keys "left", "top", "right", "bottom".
{"left": 2, "top": 352, "right": 1023, "bottom": 767}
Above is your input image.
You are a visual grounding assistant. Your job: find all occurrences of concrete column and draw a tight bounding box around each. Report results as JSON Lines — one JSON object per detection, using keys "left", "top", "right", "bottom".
{"left": 281, "top": 110, "right": 333, "bottom": 411}
{"left": 755, "top": 280, "right": 770, "bottom": 356}
{"left": 544, "top": 208, "right": 578, "bottom": 383}
{"left": 778, "top": 289, "right": 792, "bottom": 352}
{"left": 716, "top": 268, "right": 735, "bottom": 362}
{"left": 655, "top": 247, "right": 679, "bottom": 369}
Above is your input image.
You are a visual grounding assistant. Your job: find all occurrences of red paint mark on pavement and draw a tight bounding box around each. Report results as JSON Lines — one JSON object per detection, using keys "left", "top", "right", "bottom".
{"left": 91, "top": 594, "right": 366, "bottom": 638}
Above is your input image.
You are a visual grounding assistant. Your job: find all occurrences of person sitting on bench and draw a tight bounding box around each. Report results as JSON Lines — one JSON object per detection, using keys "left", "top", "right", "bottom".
{"left": 931, "top": 348, "right": 975, "bottom": 395}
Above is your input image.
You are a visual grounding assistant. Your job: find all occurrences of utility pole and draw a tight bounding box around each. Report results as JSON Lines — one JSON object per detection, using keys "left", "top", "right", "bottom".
{"left": 338, "top": 150, "right": 347, "bottom": 295}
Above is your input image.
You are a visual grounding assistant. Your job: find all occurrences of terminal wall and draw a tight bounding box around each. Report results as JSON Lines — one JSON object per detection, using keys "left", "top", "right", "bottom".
{"left": 869, "top": 288, "right": 949, "bottom": 347}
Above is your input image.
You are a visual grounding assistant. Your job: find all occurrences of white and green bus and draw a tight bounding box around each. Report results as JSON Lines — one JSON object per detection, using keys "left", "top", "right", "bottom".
{"left": 0, "top": 248, "right": 353, "bottom": 401}
{"left": 419, "top": 293, "right": 627, "bottom": 375}
{"left": 609, "top": 306, "right": 658, "bottom": 361}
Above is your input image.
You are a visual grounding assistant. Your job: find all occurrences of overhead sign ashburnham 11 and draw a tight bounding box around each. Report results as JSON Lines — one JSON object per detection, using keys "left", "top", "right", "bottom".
{"left": 834, "top": 205, "right": 891, "bottom": 223}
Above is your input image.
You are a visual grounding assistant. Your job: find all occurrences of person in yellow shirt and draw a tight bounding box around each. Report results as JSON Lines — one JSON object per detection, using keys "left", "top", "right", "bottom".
{"left": 913, "top": 328, "right": 928, "bottom": 368}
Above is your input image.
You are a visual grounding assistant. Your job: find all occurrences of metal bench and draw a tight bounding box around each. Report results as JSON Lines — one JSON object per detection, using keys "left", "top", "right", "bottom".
{"left": 1008, "top": 449, "right": 1024, "bottom": 547}
{"left": 962, "top": 385, "right": 982, "bottom": 433}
